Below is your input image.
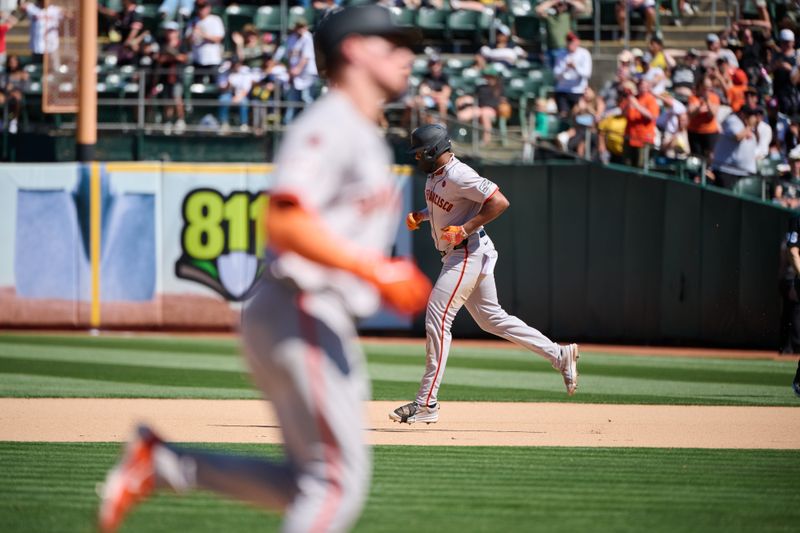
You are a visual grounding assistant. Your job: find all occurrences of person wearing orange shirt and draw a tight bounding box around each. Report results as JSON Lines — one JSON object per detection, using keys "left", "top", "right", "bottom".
{"left": 621, "top": 77, "right": 660, "bottom": 167}
{"left": 687, "top": 76, "right": 721, "bottom": 161}
{"left": 727, "top": 69, "right": 749, "bottom": 112}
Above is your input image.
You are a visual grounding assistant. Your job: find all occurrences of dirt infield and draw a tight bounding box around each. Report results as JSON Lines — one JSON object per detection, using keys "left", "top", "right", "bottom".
{"left": 2, "top": 399, "right": 799, "bottom": 449}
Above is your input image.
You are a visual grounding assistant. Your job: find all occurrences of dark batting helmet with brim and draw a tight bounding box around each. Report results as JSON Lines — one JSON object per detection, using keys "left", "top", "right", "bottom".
{"left": 408, "top": 124, "right": 451, "bottom": 163}
{"left": 314, "top": 5, "right": 420, "bottom": 78}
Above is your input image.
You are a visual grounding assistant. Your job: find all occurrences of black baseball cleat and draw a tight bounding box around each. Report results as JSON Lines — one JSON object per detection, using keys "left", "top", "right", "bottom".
{"left": 389, "top": 401, "right": 439, "bottom": 424}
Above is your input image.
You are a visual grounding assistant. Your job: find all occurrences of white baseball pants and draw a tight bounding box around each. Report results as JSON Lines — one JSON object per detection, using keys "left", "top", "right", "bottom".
{"left": 415, "top": 233, "right": 561, "bottom": 407}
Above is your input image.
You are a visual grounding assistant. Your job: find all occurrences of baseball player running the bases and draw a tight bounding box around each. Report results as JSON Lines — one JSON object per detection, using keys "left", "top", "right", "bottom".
{"left": 97, "top": 6, "right": 431, "bottom": 533}
{"left": 389, "top": 124, "right": 579, "bottom": 425}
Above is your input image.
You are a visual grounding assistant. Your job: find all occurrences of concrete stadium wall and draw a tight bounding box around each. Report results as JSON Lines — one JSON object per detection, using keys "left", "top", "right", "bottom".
{"left": 411, "top": 162, "right": 791, "bottom": 349}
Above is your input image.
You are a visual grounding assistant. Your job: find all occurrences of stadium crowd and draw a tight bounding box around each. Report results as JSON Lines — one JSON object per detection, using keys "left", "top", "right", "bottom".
{"left": 3, "top": 0, "right": 800, "bottom": 205}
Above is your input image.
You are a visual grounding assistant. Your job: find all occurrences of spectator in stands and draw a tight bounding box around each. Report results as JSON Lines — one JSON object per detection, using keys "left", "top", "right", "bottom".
{"left": 711, "top": 105, "right": 761, "bottom": 188}
{"left": 656, "top": 92, "right": 690, "bottom": 159}
{"left": 787, "top": 114, "right": 800, "bottom": 156}
{"left": 217, "top": 58, "right": 252, "bottom": 133}
{"left": 187, "top": 0, "right": 225, "bottom": 82}
{"left": 98, "top": 0, "right": 146, "bottom": 66}
{"left": 637, "top": 54, "right": 666, "bottom": 96}
{"left": 705, "top": 33, "right": 739, "bottom": 69}
{"left": 154, "top": 21, "right": 187, "bottom": 135}
{"left": 647, "top": 36, "right": 675, "bottom": 73}
{"left": 232, "top": 24, "right": 269, "bottom": 69}
{"left": 20, "top": 0, "right": 63, "bottom": 65}
{"left": 727, "top": 68, "right": 749, "bottom": 112}
{"left": 450, "top": 0, "right": 504, "bottom": 14}
{"left": 616, "top": 0, "right": 656, "bottom": 41}
{"left": 771, "top": 29, "right": 800, "bottom": 117}
{"left": 534, "top": 0, "right": 587, "bottom": 68}
{"left": 620, "top": 76, "right": 659, "bottom": 167}
{"left": 455, "top": 66, "right": 507, "bottom": 145}
{"left": 0, "top": 11, "right": 19, "bottom": 69}
{"left": 753, "top": 105, "right": 772, "bottom": 161}
{"left": 597, "top": 95, "right": 627, "bottom": 164}
{"left": 159, "top": 0, "right": 194, "bottom": 22}
{"left": 312, "top": 0, "right": 340, "bottom": 15}
{"left": 476, "top": 26, "right": 526, "bottom": 69}
{"left": 774, "top": 145, "right": 800, "bottom": 209}
{"left": 768, "top": 97, "right": 792, "bottom": 153}
{"left": 553, "top": 32, "right": 592, "bottom": 118}
{"left": 558, "top": 86, "right": 604, "bottom": 158}
{"left": 671, "top": 49, "right": 699, "bottom": 99}
{"left": 738, "top": 27, "right": 764, "bottom": 75}
{"left": 251, "top": 54, "right": 288, "bottom": 134}
{"left": 736, "top": 0, "right": 772, "bottom": 36}
{"left": 416, "top": 55, "right": 451, "bottom": 120}
{"left": 0, "top": 54, "right": 27, "bottom": 133}
{"left": 277, "top": 18, "right": 317, "bottom": 124}
{"left": 687, "top": 76, "right": 721, "bottom": 161}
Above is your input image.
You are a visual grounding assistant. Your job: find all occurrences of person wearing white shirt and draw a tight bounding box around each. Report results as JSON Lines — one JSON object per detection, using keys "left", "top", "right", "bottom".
{"left": 277, "top": 18, "right": 318, "bottom": 124}
{"left": 187, "top": 0, "right": 224, "bottom": 75}
{"left": 21, "top": 0, "right": 63, "bottom": 63}
{"left": 656, "top": 93, "right": 689, "bottom": 158}
{"left": 217, "top": 61, "right": 253, "bottom": 132}
{"left": 754, "top": 106, "right": 773, "bottom": 161}
{"left": 640, "top": 57, "right": 667, "bottom": 96}
{"left": 477, "top": 28, "right": 526, "bottom": 68}
{"left": 553, "top": 32, "right": 592, "bottom": 117}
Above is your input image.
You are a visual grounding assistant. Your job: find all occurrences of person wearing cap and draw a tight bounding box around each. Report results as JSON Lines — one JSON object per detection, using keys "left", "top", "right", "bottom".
{"left": 416, "top": 55, "right": 452, "bottom": 120}
{"left": 726, "top": 68, "right": 750, "bottom": 112}
{"left": 553, "top": 31, "right": 592, "bottom": 118}
{"left": 620, "top": 76, "right": 659, "bottom": 167}
{"left": 476, "top": 26, "right": 527, "bottom": 69}
{"left": 154, "top": 20, "right": 188, "bottom": 134}
{"left": 186, "top": 0, "right": 225, "bottom": 80}
{"left": 711, "top": 104, "right": 761, "bottom": 188}
{"left": 534, "top": 0, "right": 588, "bottom": 68}
{"left": 277, "top": 17, "right": 318, "bottom": 124}
{"left": 638, "top": 53, "right": 667, "bottom": 96}
{"left": 671, "top": 49, "right": 699, "bottom": 97}
{"left": 616, "top": 0, "right": 656, "bottom": 41}
{"left": 770, "top": 29, "right": 799, "bottom": 116}
{"left": 647, "top": 36, "right": 675, "bottom": 72}
{"left": 687, "top": 75, "right": 721, "bottom": 161}
{"left": 455, "top": 66, "right": 508, "bottom": 145}
{"left": 656, "top": 92, "right": 689, "bottom": 159}
{"left": 777, "top": 215, "right": 800, "bottom": 372}
{"left": 232, "top": 24, "right": 267, "bottom": 69}
{"left": 705, "top": 32, "right": 739, "bottom": 69}
{"left": 96, "top": 6, "right": 429, "bottom": 533}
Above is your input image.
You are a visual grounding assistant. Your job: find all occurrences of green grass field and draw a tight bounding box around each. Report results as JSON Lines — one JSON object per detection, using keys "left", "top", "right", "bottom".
{"left": 0, "top": 334, "right": 798, "bottom": 405}
{"left": 1, "top": 333, "right": 799, "bottom": 532}
{"left": 1, "top": 443, "right": 798, "bottom": 533}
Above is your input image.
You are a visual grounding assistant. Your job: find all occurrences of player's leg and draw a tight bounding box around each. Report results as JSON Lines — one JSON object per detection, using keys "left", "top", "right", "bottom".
{"left": 98, "top": 282, "right": 370, "bottom": 532}
{"left": 415, "top": 248, "right": 480, "bottom": 407}
{"left": 463, "top": 252, "right": 579, "bottom": 394}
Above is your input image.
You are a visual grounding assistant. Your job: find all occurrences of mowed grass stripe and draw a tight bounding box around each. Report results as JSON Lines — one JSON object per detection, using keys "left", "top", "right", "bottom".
{"left": 0, "top": 443, "right": 797, "bottom": 533}
{"left": 0, "top": 334, "right": 240, "bottom": 356}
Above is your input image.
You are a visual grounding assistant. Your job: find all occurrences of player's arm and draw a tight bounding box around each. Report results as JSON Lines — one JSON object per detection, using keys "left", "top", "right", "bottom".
{"left": 406, "top": 207, "right": 429, "bottom": 230}
{"left": 462, "top": 189, "right": 509, "bottom": 235}
{"left": 266, "top": 195, "right": 431, "bottom": 313}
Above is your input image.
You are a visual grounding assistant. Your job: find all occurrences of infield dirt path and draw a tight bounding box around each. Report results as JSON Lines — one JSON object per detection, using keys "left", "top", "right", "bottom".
{"left": 2, "top": 399, "right": 799, "bottom": 449}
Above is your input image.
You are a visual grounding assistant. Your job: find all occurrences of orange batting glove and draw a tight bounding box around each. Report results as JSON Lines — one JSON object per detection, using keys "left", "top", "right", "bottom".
{"left": 406, "top": 211, "right": 425, "bottom": 231}
{"left": 441, "top": 225, "right": 468, "bottom": 246}
{"left": 353, "top": 257, "right": 432, "bottom": 315}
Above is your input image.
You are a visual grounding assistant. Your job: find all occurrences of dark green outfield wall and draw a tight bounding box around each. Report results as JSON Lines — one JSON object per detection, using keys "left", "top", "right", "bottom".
{"left": 411, "top": 162, "right": 791, "bottom": 349}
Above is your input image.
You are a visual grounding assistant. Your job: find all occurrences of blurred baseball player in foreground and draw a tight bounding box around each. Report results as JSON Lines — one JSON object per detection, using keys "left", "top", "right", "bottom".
{"left": 98, "top": 6, "right": 430, "bottom": 532}
{"left": 389, "top": 124, "right": 579, "bottom": 424}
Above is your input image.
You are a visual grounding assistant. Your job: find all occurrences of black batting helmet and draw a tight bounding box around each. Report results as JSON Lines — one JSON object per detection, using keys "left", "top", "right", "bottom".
{"left": 314, "top": 5, "right": 419, "bottom": 78}
{"left": 408, "top": 124, "right": 452, "bottom": 163}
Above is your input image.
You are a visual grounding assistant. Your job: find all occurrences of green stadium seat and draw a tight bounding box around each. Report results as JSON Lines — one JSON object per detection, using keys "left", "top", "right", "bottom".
{"left": 225, "top": 5, "right": 257, "bottom": 35}
{"left": 389, "top": 7, "right": 416, "bottom": 28}
{"left": 412, "top": 57, "right": 429, "bottom": 76}
{"left": 733, "top": 177, "right": 765, "bottom": 199}
{"left": 101, "top": 0, "right": 123, "bottom": 12}
{"left": 447, "top": 10, "right": 480, "bottom": 43}
{"left": 417, "top": 8, "right": 447, "bottom": 41}
{"left": 254, "top": 6, "right": 282, "bottom": 33}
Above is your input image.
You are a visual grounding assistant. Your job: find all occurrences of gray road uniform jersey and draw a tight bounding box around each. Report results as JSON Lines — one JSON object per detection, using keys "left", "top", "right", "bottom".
{"left": 160, "top": 91, "right": 400, "bottom": 533}
{"left": 415, "top": 155, "right": 564, "bottom": 407}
